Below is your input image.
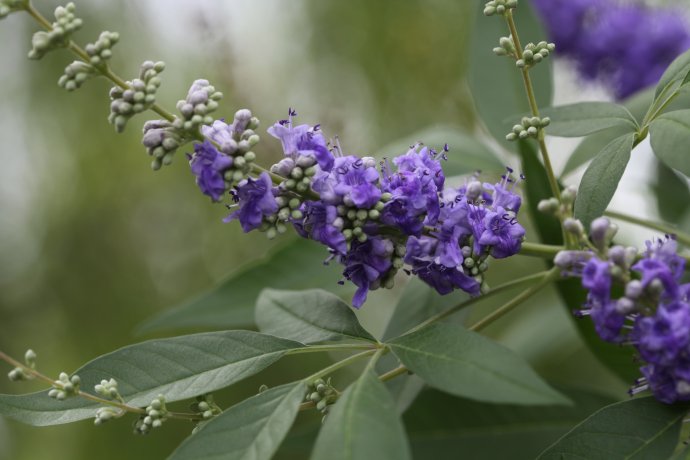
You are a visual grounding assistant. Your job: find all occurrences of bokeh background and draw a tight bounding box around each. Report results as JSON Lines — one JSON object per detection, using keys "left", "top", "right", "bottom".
{"left": 0, "top": 1, "right": 689, "bottom": 459}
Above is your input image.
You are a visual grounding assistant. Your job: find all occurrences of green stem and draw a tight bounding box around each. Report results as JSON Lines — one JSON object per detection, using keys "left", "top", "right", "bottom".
{"left": 379, "top": 365, "right": 408, "bottom": 383}
{"left": 519, "top": 241, "right": 562, "bottom": 258}
{"left": 304, "top": 349, "right": 377, "bottom": 382}
{"left": 286, "top": 343, "right": 380, "bottom": 355}
{"left": 404, "top": 269, "right": 552, "bottom": 335}
{"left": 505, "top": 11, "right": 561, "bottom": 205}
{"left": 469, "top": 267, "right": 560, "bottom": 331}
{"left": 0, "top": 350, "right": 200, "bottom": 421}
{"left": 604, "top": 210, "right": 690, "bottom": 247}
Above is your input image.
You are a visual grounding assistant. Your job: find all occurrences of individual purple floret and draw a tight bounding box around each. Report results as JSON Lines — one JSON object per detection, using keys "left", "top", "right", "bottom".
{"left": 188, "top": 141, "right": 233, "bottom": 201}
{"left": 341, "top": 237, "right": 394, "bottom": 308}
{"left": 533, "top": 0, "right": 690, "bottom": 99}
{"left": 268, "top": 108, "right": 334, "bottom": 172}
{"left": 224, "top": 172, "right": 278, "bottom": 232}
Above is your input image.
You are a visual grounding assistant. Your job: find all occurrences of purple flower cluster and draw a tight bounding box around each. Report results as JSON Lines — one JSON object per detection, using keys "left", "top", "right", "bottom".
{"left": 556, "top": 220, "right": 690, "bottom": 403}
{"left": 533, "top": 0, "right": 690, "bottom": 99}
{"left": 188, "top": 108, "right": 527, "bottom": 308}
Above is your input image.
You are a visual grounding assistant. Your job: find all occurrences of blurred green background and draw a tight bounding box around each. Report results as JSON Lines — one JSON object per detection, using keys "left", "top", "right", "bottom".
{"left": 0, "top": 1, "right": 639, "bottom": 458}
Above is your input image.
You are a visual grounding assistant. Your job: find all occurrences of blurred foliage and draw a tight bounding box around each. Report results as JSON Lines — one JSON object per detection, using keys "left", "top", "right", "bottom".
{"left": 0, "top": 1, "right": 633, "bottom": 459}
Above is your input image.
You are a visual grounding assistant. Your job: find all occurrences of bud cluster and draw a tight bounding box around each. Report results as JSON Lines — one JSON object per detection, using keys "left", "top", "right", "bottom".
{"left": 58, "top": 61, "right": 95, "bottom": 91}
{"left": 28, "top": 3, "right": 82, "bottom": 60}
{"left": 84, "top": 30, "right": 119, "bottom": 67}
{"left": 516, "top": 41, "right": 555, "bottom": 69}
{"left": 133, "top": 394, "right": 169, "bottom": 434}
{"left": 0, "top": 0, "right": 26, "bottom": 19}
{"left": 94, "top": 406, "right": 124, "bottom": 426}
{"left": 7, "top": 349, "right": 36, "bottom": 382}
{"left": 94, "top": 378, "right": 122, "bottom": 401}
{"left": 108, "top": 60, "right": 165, "bottom": 133}
{"left": 483, "top": 0, "right": 518, "bottom": 16}
{"left": 306, "top": 378, "right": 338, "bottom": 419}
{"left": 174, "top": 79, "right": 222, "bottom": 132}
{"left": 505, "top": 116, "right": 551, "bottom": 141}
{"left": 48, "top": 372, "right": 81, "bottom": 400}
{"left": 492, "top": 36, "right": 516, "bottom": 58}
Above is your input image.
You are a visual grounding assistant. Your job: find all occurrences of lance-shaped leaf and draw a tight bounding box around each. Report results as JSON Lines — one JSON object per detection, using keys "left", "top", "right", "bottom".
{"left": 653, "top": 160, "right": 690, "bottom": 223}
{"left": 388, "top": 323, "right": 570, "bottom": 406}
{"left": 540, "top": 102, "right": 638, "bottom": 137}
{"left": 137, "top": 238, "right": 349, "bottom": 334}
{"left": 561, "top": 88, "right": 653, "bottom": 177}
{"left": 405, "top": 388, "right": 615, "bottom": 460}
{"left": 256, "top": 288, "right": 376, "bottom": 344}
{"left": 0, "top": 331, "right": 303, "bottom": 426}
{"left": 537, "top": 397, "right": 688, "bottom": 460}
{"left": 169, "top": 382, "right": 306, "bottom": 460}
{"left": 650, "top": 110, "right": 690, "bottom": 177}
{"left": 310, "top": 369, "right": 412, "bottom": 460}
{"left": 382, "top": 277, "right": 470, "bottom": 341}
{"left": 655, "top": 48, "right": 690, "bottom": 100}
{"left": 574, "top": 133, "right": 635, "bottom": 230}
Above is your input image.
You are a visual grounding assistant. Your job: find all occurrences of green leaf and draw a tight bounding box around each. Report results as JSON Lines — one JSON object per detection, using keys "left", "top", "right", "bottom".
{"left": 376, "top": 126, "right": 504, "bottom": 177}
{"left": 388, "top": 323, "right": 570, "bottom": 405}
{"left": 0, "top": 331, "right": 303, "bottom": 426}
{"left": 561, "top": 88, "right": 653, "bottom": 177}
{"left": 310, "top": 369, "right": 412, "bottom": 460}
{"left": 404, "top": 388, "right": 615, "bottom": 460}
{"left": 655, "top": 48, "right": 690, "bottom": 100}
{"left": 574, "top": 133, "right": 635, "bottom": 230}
{"left": 168, "top": 382, "right": 306, "bottom": 460}
{"left": 540, "top": 102, "right": 638, "bottom": 137}
{"left": 653, "top": 160, "right": 690, "bottom": 224}
{"left": 255, "top": 288, "right": 376, "bottom": 344}
{"left": 650, "top": 110, "right": 690, "bottom": 177}
{"left": 468, "top": 0, "right": 552, "bottom": 148}
{"left": 537, "top": 397, "right": 688, "bottom": 460}
{"left": 382, "top": 277, "right": 470, "bottom": 341}
{"left": 137, "top": 238, "right": 350, "bottom": 334}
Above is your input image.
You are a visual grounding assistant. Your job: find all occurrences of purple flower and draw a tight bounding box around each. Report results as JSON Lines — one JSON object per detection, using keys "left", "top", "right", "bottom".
{"left": 341, "top": 237, "right": 394, "bottom": 308}
{"left": 297, "top": 201, "right": 347, "bottom": 255}
{"left": 581, "top": 258, "right": 611, "bottom": 300}
{"left": 381, "top": 155, "right": 442, "bottom": 235}
{"left": 224, "top": 172, "right": 278, "bottom": 232}
{"left": 405, "top": 236, "right": 480, "bottom": 296}
{"left": 313, "top": 156, "right": 381, "bottom": 208}
{"left": 268, "top": 109, "right": 334, "bottom": 172}
{"left": 478, "top": 207, "right": 525, "bottom": 259}
{"left": 534, "top": 0, "right": 690, "bottom": 99}
{"left": 393, "top": 145, "right": 445, "bottom": 190}
{"left": 189, "top": 141, "right": 233, "bottom": 201}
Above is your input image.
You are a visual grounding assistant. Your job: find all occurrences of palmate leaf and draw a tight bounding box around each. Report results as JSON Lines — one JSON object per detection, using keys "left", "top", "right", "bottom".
{"left": 540, "top": 101, "right": 638, "bottom": 137}
{"left": 574, "top": 132, "right": 636, "bottom": 230}
{"left": 169, "top": 382, "right": 306, "bottom": 460}
{"left": 0, "top": 331, "right": 303, "bottom": 426}
{"left": 537, "top": 397, "right": 688, "bottom": 460}
{"left": 255, "top": 288, "right": 376, "bottom": 344}
{"left": 310, "top": 369, "right": 412, "bottom": 460}
{"left": 468, "top": 0, "right": 552, "bottom": 148}
{"left": 388, "top": 323, "right": 570, "bottom": 406}
{"left": 404, "top": 388, "right": 615, "bottom": 460}
{"left": 137, "top": 238, "right": 349, "bottom": 334}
